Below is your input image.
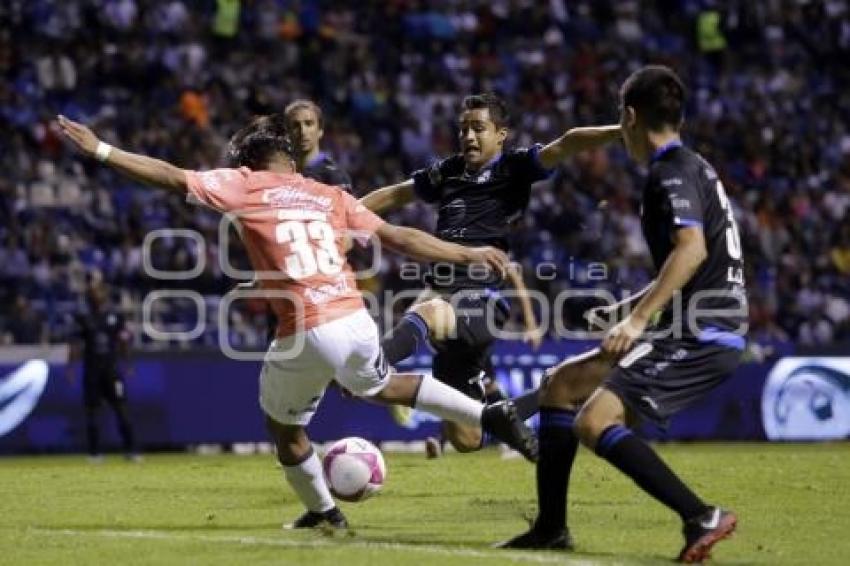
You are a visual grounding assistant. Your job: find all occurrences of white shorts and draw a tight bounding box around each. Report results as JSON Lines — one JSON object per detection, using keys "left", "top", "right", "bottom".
{"left": 259, "top": 309, "right": 390, "bottom": 426}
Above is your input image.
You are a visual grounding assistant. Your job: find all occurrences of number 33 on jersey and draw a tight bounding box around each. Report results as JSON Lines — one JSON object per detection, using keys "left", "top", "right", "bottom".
{"left": 185, "top": 167, "right": 386, "bottom": 336}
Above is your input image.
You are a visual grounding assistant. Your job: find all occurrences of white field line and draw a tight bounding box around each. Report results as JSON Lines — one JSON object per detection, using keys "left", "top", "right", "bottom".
{"left": 30, "top": 528, "right": 624, "bottom": 565}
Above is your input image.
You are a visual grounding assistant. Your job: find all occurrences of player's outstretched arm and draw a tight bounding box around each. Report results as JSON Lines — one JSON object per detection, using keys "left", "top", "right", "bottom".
{"left": 359, "top": 180, "right": 416, "bottom": 215}
{"left": 602, "top": 227, "right": 707, "bottom": 355}
{"left": 538, "top": 124, "right": 622, "bottom": 169}
{"left": 504, "top": 263, "right": 544, "bottom": 350}
{"left": 375, "top": 223, "right": 509, "bottom": 275}
{"left": 57, "top": 115, "right": 188, "bottom": 194}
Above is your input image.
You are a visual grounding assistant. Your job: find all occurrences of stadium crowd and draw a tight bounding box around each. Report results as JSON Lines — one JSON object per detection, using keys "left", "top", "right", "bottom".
{"left": 1, "top": 0, "right": 849, "bottom": 349}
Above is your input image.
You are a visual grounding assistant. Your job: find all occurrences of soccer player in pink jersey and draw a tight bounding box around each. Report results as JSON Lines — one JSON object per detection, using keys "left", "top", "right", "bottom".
{"left": 57, "top": 114, "right": 537, "bottom": 529}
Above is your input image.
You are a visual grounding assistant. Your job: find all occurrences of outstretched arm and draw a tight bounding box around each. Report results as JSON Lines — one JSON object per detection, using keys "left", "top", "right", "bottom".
{"left": 376, "top": 223, "right": 508, "bottom": 275}
{"left": 538, "top": 124, "right": 621, "bottom": 169}
{"left": 57, "top": 115, "right": 188, "bottom": 194}
{"left": 359, "top": 180, "right": 416, "bottom": 215}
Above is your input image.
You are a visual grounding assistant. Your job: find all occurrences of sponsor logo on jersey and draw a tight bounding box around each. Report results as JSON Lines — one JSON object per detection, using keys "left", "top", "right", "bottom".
{"left": 671, "top": 197, "right": 691, "bottom": 210}
{"left": 476, "top": 170, "right": 492, "bottom": 183}
{"left": 262, "top": 186, "right": 333, "bottom": 209}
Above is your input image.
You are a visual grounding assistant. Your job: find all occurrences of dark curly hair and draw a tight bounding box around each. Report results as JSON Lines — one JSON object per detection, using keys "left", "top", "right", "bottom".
{"left": 226, "top": 114, "right": 294, "bottom": 170}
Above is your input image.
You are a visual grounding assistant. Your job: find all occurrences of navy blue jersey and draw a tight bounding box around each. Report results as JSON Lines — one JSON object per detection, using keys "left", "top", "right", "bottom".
{"left": 303, "top": 152, "right": 353, "bottom": 193}
{"left": 411, "top": 145, "right": 551, "bottom": 291}
{"left": 72, "top": 309, "right": 127, "bottom": 374}
{"left": 641, "top": 142, "right": 747, "bottom": 345}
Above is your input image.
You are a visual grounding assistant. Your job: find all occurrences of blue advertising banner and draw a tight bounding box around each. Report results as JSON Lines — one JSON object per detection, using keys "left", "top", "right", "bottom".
{"left": 1, "top": 341, "right": 844, "bottom": 454}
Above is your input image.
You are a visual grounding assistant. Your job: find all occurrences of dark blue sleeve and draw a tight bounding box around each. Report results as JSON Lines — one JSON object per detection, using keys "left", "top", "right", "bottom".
{"left": 517, "top": 143, "right": 553, "bottom": 184}
{"left": 411, "top": 157, "right": 453, "bottom": 203}
{"left": 330, "top": 168, "right": 353, "bottom": 192}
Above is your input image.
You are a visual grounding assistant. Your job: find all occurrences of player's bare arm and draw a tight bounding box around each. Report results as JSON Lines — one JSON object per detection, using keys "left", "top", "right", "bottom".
{"left": 504, "top": 262, "right": 544, "bottom": 350}
{"left": 584, "top": 280, "right": 656, "bottom": 331}
{"left": 375, "top": 223, "right": 508, "bottom": 275}
{"left": 602, "top": 226, "right": 707, "bottom": 355}
{"left": 538, "top": 124, "right": 622, "bottom": 169}
{"left": 359, "top": 180, "right": 416, "bottom": 215}
{"left": 57, "top": 115, "right": 188, "bottom": 194}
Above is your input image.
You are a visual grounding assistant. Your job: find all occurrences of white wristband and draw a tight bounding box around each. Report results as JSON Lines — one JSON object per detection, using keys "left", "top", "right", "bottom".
{"left": 95, "top": 141, "right": 112, "bottom": 162}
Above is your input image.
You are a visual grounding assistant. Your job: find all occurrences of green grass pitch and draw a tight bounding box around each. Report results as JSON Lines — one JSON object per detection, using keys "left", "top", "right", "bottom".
{"left": 2, "top": 443, "right": 849, "bottom": 565}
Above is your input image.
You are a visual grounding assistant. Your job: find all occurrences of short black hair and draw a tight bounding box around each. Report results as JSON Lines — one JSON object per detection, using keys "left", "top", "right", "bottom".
{"left": 461, "top": 93, "right": 510, "bottom": 128}
{"left": 620, "top": 65, "right": 686, "bottom": 131}
{"left": 226, "top": 114, "right": 294, "bottom": 169}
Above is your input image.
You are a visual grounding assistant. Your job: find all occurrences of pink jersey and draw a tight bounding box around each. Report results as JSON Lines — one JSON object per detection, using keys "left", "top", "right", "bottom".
{"left": 185, "top": 167, "right": 385, "bottom": 337}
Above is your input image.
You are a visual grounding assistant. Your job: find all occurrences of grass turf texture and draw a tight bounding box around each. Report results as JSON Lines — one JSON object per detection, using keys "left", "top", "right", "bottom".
{"left": 2, "top": 443, "right": 848, "bottom": 565}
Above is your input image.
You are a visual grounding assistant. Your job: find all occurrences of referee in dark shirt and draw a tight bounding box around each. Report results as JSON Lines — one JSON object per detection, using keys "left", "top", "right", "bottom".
{"left": 67, "top": 283, "right": 138, "bottom": 461}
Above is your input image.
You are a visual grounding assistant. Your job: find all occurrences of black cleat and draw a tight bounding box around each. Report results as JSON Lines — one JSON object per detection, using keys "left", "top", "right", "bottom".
{"left": 496, "top": 525, "right": 574, "bottom": 550}
{"left": 284, "top": 507, "right": 349, "bottom": 530}
{"left": 481, "top": 401, "right": 538, "bottom": 462}
{"left": 677, "top": 506, "right": 737, "bottom": 563}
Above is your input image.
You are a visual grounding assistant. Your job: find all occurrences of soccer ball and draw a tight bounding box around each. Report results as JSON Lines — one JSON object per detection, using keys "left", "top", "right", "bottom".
{"left": 322, "top": 437, "right": 386, "bottom": 502}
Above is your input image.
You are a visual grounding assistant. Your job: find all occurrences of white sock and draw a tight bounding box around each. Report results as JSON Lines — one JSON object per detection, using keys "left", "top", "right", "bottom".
{"left": 282, "top": 449, "right": 335, "bottom": 513}
{"left": 414, "top": 375, "right": 483, "bottom": 427}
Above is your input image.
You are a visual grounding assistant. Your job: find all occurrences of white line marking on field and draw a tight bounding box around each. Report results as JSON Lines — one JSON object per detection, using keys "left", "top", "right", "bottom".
{"left": 31, "top": 528, "right": 621, "bottom": 565}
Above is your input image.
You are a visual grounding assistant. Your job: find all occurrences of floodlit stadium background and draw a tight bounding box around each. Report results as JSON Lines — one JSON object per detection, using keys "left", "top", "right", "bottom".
{"left": 1, "top": 1, "right": 849, "bottom": 451}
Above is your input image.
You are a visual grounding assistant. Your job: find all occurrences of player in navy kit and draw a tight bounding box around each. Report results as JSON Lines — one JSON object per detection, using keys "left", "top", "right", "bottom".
{"left": 361, "top": 94, "right": 620, "bottom": 452}
{"left": 500, "top": 66, "right": 746, "bottom": 563}
{"left": 284, "top": 100, "right": 353, "bottom": 192}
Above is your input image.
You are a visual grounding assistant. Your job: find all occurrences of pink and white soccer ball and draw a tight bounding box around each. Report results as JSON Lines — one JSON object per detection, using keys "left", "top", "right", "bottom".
{"left": 322, "top": 437, "right": 386, "bottom": 502}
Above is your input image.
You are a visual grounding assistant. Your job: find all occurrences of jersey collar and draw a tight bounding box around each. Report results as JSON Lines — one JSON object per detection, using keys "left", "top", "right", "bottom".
{"left": 650, "top": 139, "right": 683, "bottom": 163}
{"left": 306, "top": 151, "right": 327, "bottom": 168}
{"left": 464, "top": 152, "right": 502, "bottom": 177}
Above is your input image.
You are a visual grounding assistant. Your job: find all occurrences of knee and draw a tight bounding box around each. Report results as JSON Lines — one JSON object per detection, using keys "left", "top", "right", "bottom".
{"left": 573, "top": 408, "right": 609, "bottom": 450}
{"left": 539, "top": 365, "right": 582, "bottom": 409}
{"left": 369, "top": 374, "right": 418, "bottom": 406}
{"left": 411, "top": 299, "right": 455, "bottom": 342}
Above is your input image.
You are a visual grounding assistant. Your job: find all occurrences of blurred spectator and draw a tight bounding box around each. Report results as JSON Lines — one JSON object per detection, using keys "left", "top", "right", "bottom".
{"left": 5, "top": 295, "right": 47, "bottom": 345}
{"left": 831, "top": 223, "right": 850, "bottom": 275}
{"left": 0, "top": 0, "right": 848, "bottom": 348}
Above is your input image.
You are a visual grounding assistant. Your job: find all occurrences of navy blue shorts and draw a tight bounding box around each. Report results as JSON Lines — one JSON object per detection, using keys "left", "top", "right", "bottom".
{"left": 604, "top": 337, "right": 743, "bottom": 426}
{"left": 432, "top": 290, "right": 510, "bottom": 399}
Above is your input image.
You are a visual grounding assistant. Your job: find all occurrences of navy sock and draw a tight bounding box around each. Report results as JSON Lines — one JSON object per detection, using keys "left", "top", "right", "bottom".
{"left": 595, "top": 425, "right": 709, "bottom": 521}
{"left": 534, "top": 407, "right": 579, "bottom": 533}
{"left": 381, "top": 312, "right": 430, "bottom": 364}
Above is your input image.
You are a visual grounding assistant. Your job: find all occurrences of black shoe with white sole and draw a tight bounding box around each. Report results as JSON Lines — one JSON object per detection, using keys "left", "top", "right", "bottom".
{"left": 284, "top": 507, "right": 349, "bottom": 530}
{"left": 481, "top": 401, "right": 539, "bottom": 462}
